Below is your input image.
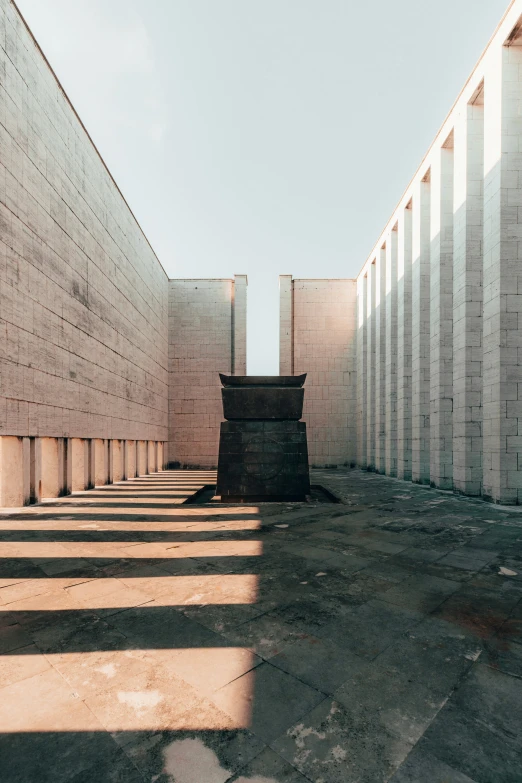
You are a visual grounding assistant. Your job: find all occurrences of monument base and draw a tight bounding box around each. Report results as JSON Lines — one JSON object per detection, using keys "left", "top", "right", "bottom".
{"left": 216, "top": 420, "right": 310, "bottom": 502}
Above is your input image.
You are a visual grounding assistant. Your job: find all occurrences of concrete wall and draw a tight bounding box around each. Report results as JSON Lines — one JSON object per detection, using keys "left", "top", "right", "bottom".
{"left": 355, "top": 3, "right": 522, "bottom": 504}
{"left": 0, "top": 0, "right": 168, "bottom": 505}
{"left": 168, "top": 276, "right": 247, "bottom": 468}
{"left": 279, "top": 276, "right": 357, "bottom": 467}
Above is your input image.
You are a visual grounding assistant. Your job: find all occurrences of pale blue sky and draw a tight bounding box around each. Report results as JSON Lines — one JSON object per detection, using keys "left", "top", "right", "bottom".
{"left": 17, "top": 0, "right": 510, "bottom": 373}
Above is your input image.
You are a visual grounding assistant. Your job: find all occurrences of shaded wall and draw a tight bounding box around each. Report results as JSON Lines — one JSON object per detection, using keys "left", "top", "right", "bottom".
{"left": 279, "top": 276, "right": 357, "bottom": 467}
{"left": 168, "top": 276, "right": 247, "bottom": 468}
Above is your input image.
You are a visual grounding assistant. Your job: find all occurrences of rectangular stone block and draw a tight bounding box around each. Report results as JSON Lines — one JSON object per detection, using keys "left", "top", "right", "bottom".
{"left": 148, "top": 441, "right": 156, "bottom": 473}
{"left": 0, "top": 436, "right": 23, "bottom": 507}
{"left": 92, "top": 439, "right": 108, "bottom": 487}
{"left": 137, "top": 440, "right": 148, "bottom": 476}
{"left": 69, "top": 438, "right": 88, "bottom": 492}
{"left": 38, "top": 437, "right": 63, "bottom": 499}
{"left": 110, "top": 440, "right": 124, "bottom": 483}
{"left": 125, "top": 440, "right": 137, "bottom": 479}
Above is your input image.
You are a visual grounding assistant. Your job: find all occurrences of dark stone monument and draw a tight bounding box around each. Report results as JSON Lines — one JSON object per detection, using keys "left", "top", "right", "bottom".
{"left": 216, "top": 374, "right": 311, "bottom": 502}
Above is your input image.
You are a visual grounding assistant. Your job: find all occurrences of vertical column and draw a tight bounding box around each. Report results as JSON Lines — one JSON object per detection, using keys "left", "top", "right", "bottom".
{"left": 0, "top": 436, "right": 23, "bottom": 507}
{"left": 69, "top": 438, "right": 88, "bottom": 492}
{"left": 453, "top": 92, "right": 484, "bottom": 496}
{"left": 279, "top": 275, "right": 293, "bottom": 375}
{"left": 385, "top": 228, "right": 399, "bottom": 476}
{"left": 38, "top": 437, "right": 62, "bottom": 498}
{"left": 483, "top": 44, "right": 522, "bottom": 503}
{"left": 22, "top": 437, "right": 36, "bottom": 504}
{"left": 411, "top": 175, "right": 431, "bottom": 483}
{"left": 61, "top": 439, "right": 69, "bottom": 495}
{"left": 137, "top": 440, "right": 147, "bottom": 476}
{"left": 430, "top": 138, "right": 455, "bottom": 489}
{"left": 356, "top": 274, "right": 368, "bottom": 467}
{"left": 366, "top": 261, "right": 376, "bottom": 470}
{"left": 92, "top": 439, "right": 108, "bottom": 486}
{"left": 374, "top": 247, "right": 387, "bottom": 473}
{"left": 233, "top": 274, "right": 248, "bottom": 375}
{"left": 125, "top": 440, "right": 137, "bottom": 479}
{"left": 397, "top": 204, "right": 413, "bottom": 480}
{"left": 110, "top": 439, "right": 124, "bottom": 483}
{"left": 86, "top": 440, "right": 93, "bottom": 489}
{"left": 148, "top": 440, "right": 156, "bottom": 473}
{"left": 157, "top": 442, "right": 165, "bottom": 471}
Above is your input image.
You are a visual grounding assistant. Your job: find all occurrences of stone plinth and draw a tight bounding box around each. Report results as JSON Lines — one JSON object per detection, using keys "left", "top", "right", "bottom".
{"left": 216, "top": 375, "right": 310, "bottom": 502}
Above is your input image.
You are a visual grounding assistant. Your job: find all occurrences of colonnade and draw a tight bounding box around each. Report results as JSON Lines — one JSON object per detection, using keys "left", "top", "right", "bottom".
{"left": 357, "top": 21, "right": 522, "bottom": 505}
{"left": 0, "top": 436, "right": 166, "bottom": 508}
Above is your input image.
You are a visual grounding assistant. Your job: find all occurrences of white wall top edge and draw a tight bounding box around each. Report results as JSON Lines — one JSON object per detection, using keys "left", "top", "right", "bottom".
{"left": 292, "top": 278, "right": 357, "bottom": 282}
{"left": 168, "top": 278, "right": 236, "bottom": 283}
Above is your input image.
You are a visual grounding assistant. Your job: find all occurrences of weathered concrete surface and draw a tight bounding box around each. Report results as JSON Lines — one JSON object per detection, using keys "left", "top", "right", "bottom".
{"left": 1, "top": 469, "right": 522, "bottom": 781}
{"left": 279, "top": 277, "right": 357, "bottom": 468}
{"left": 168, "top": 277, "right": 247, "bottom": 470}
{"left": 0, "top": 0, "right": 169, "bottom": 445}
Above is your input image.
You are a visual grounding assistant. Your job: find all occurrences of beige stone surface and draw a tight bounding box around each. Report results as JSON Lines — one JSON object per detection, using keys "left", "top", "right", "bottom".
{"left": 168, "top": 277, "right": 247, "bottom": 468}
{"left": 38, "top": 436, "right": 62, "bottom": 499}
{"left": 0, "top": 435, "right": 23, "bottom": 506}
{"left": 92, "top": 438, "right": 108, "bottom": 487}
{"left": 279, "top": 277, "right": 357, "bottom": 467}
{"left": 69, "top": 438, "right": 87, "bottom": 492}
{"left": 125, "top": 440, "right": 137, "bottom": 480}
{"left": 110, "top": 439, "right": 124, "bottom": 483}
{"left": 0, "top": 0, "right": 168, "bottom": 445}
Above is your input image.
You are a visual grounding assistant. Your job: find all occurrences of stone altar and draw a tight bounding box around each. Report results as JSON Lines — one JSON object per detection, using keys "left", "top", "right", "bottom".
{"left": 216, "top": 374, "right": 311, "bottom": 502}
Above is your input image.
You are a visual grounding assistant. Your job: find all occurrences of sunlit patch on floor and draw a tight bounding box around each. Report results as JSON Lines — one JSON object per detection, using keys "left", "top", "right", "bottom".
{"left": 162, "top": 737, "right": 279, "bottom": 783}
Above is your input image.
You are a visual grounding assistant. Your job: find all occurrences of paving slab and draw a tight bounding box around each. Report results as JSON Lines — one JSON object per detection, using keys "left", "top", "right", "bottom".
{"left": 1, "top": 468, "right": 522, "bottom": 782}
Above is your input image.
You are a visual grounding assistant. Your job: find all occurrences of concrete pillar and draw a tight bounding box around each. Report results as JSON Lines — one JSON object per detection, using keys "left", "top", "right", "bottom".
{"left": 22, "top": 437, "right": 36, "bottom": 504}
{"left": 483, "top": 43, "right": 522, "bottom": 503}
{"left": 385, "top": 227, "right": 399, "bottom": 476}
{"left": 411, "top": 176, "right": 431, "bottom": 483}
{"left": 38, "top": 437, "right": 62, "bottom": 499}
{"left": 453, "top": 90, "right": 484, "bottom": 496}
{"left": 397, "top": 204, "right": 413, "bottom": 481}
{"left": 92, "top": 438, "right": 108, "bottom": 486}
{"left": 375, "top": 247, "right": 387, "bottom": 474}
{"left": 68, "top": 438, "right": 88, "bottom": 492}
{"left": 430, "top": 138, "right": 455, "bottom": 489}
{"left": 125, "top": 440, "right": 137, "bottom": 479}
{"left": 157, "top": 442, "right": 165, "bottom": 471}
{"left": 85, "top": 440, "right": 93, "bottom": 489}
{"left": 233, "top": 274, "right": 248, "bottom": 375}
{"left": 366, "top": 261, "right": 376, "bottom": 470}
{"left": 356, "top": 274, "right": 368, "bottom": 467}
{"left": 137, "top": 440, "right": 147, "bottom": 476}
{"left": 0, "top": 436, "right": 24, "bottom": 507}
{"left": 148, "top": 440, "right": 156, "bottom": 473}
{"left": 110, "top": 439, "right": 124, "bottom": 483}
{"left": 279, "top": 275, "right": 293, "bottom": 375}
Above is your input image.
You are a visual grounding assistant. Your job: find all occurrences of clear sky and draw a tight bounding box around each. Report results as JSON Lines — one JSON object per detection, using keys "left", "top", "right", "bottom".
{"left": 17, "top": 0, "right": 510, "bottom": 374}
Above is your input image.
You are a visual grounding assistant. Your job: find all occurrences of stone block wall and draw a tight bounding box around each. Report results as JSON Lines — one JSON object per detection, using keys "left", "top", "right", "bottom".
{"left": 6, "top": 0, "right": 522, "bottom": 507}
{"left": 355, "top": 4, "right": 522, "bottom": 504}
{"left": 0, "top": 0, "right": 168, "bottom": 505}
{"left": 168, "top": 276, "right": 247, "bottom": 468}
{"left": 279, "top": 276, "right": 357, "bottom": 467}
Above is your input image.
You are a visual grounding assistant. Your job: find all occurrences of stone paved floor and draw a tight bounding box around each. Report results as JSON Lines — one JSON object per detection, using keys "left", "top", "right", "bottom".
{"left": 1, "top": 469, "right": 522, "bottom": 782}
